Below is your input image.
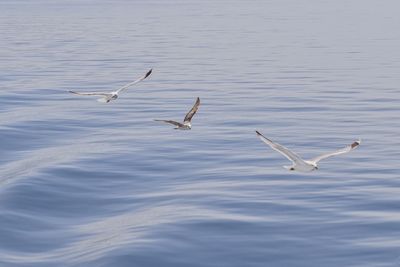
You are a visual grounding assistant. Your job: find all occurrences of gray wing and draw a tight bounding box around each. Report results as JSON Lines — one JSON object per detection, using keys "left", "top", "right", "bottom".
{"left": 116, "top": 69, "right": 152, "bottom": 94}
{"left": 154, "top": 119, "right": 184, "bottom": 127}
{"left": 183, "top": 97, "right": 200, "bottom": 123}
{"left": 69, "top": 90, "right": 111, "bottom": 97}
{"left": 310, "top": 140, "right": 361, "bottom": 164}
{"left": 255, "top": 131, "right": 306, "bottom": 164}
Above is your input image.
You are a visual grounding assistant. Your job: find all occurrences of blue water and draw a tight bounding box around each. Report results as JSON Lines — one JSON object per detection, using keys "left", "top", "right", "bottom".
{"left": 1, "top": 1, "right": 400, "bottom": 266}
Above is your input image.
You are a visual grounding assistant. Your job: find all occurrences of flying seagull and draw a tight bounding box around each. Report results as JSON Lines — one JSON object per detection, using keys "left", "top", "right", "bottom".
{"left": 255, "top": 130, "right": 360, "bottom": 172}
{"left": 155, "top": 97, "right": 200, "bottom": 130}
{"left": 69, "top": 69, "right": 152, "bottom": 103}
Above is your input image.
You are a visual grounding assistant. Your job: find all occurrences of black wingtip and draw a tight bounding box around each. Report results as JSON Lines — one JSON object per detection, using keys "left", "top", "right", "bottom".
{"left": 145, "top": 69, "right": 153, "bottom": 78}
{"left": 255, "top": 131, "right": 272, "bottom": 142}
{"left": 351, "top": 140, "right": 361, "bottom": 149}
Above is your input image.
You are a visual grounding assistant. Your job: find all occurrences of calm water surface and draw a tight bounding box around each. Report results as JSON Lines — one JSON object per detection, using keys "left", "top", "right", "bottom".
{"left": 1, "top": 1, "right": 400, "bottom": 266}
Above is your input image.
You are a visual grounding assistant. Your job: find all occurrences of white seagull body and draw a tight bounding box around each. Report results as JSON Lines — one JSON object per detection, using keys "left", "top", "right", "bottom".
{"left": 155, "top": 97, "right": 200, "bottom": 130}
{"left": 255, "top": 131, "right": 361, "bottom": 172}
{"left": 69, "top": 69, "right": 152, "bottom": 103}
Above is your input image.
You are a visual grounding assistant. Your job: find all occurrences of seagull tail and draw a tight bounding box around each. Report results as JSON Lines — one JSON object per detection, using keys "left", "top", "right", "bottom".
{"left": 97, "top": 98, "right": 108, "bottom": 103}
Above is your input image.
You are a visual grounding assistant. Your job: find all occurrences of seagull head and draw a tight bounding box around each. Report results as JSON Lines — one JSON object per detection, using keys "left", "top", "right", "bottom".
{"left": 103, "top": 94, "right": 118, "bottom": 103}
{"left": 312, "top": 163, "right": 318, "bottom": 170}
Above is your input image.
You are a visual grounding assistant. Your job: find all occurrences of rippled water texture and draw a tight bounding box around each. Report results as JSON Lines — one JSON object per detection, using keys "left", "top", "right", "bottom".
{"left": 1, "top": 1, "right": 400, "bottom": 266}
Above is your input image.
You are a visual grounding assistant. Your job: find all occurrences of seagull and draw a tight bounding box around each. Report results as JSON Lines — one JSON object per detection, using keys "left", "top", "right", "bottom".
{"left": 155, "top": 97, "right": 200, "bottom": 130}
{"left": 68, "top": 69, "right": 152, "bottom": 103}
{"left": 255, "top": 130, "right": 361, "bottom": 172}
